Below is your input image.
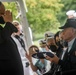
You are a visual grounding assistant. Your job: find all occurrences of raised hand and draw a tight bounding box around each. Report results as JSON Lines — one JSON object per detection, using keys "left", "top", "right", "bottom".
{"left": 2, "top": 10, "right": 13, "bottom": 23}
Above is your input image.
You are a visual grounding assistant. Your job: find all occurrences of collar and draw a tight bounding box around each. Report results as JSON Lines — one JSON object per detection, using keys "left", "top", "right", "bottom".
{"left": 0, "top": 24, "right": 5, "bottom": 28}
{"left": 68, "top": 38, "right": 75, "bottom": 47}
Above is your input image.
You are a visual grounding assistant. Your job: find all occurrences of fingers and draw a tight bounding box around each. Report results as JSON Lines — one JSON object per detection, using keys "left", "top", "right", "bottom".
{"left": 45, "top": 55, "right": 51, "bottom": 60}
{"left": 45, "top": 55, "right": 57, "bottom": 63}
{"left": 46, "top": 55, "right": 59, "bottom": 64}
{"left": 2, "top": 10, "right": 12, "bottom": 17}
{"left": 3, "top": 10, "right": 13, "bottom": 23}
{"left": 5, "top": 10, "right": 12, "bottom": 16}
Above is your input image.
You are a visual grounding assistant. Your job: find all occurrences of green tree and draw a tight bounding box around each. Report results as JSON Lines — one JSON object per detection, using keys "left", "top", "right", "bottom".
{"left": 4, "top": 0, "right": 76, "bottom": 34}
{"left": 57, "top": 0, "right": 76, "bottom": 25}
{"left": 26, "top": 0, "right": 64, "bottom": 33}
{"left": 3, "top": 1, "right": 64, "bottom": 34}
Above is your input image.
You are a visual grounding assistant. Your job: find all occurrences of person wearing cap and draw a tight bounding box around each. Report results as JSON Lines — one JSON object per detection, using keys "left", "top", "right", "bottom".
{"left": 66, "top": 10, "right": 75, "bottom": 19}
{"left": 45, "top": 19, "right": 76, "bottom": 75}
{"left": 44, "top": 31, "right": 54, "bottom": 41}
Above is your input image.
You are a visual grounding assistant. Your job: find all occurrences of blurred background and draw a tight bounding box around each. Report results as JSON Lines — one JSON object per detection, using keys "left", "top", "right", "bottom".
{"left": 4, "top": 0, "right": 76, "bottom": 46}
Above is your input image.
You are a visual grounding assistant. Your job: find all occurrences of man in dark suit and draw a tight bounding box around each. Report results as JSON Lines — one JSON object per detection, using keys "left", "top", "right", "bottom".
{"left": 0, "top": 2, "right": 24, "bottom": 75}
{"left": 45, "top": 19, "right": 76, "bottom": 75}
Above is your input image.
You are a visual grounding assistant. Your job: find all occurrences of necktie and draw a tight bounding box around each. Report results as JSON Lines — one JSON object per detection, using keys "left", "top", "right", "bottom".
{"left": 15, "top": 35, "right": 30, "bottom": 67}
{"left": 63, "top": 47, "right": 68, "bottom": 61}
{"left": 15, "top": 35, "right": 26, "bottom": 52}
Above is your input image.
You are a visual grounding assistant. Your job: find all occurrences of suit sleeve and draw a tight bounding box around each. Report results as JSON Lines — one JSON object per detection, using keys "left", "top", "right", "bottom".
{"left": 58, "top": 59, "right": 63, "bottom": 65}
{"left": 58, "top": 59, "right": 65, "bottom": 69}
{"left": 0, "top": 26, "right": 4, "bottom": 43}
{"left": 2, "top": 22, "right": 18, "bottom": 39}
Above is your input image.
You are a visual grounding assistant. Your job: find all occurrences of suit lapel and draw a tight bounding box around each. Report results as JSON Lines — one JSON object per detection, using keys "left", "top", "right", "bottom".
{"left": 63, "top": 38, "right": 76, "bottom": 60}
{"left": 68, "top": 38, "right": 76, "bottom": 55}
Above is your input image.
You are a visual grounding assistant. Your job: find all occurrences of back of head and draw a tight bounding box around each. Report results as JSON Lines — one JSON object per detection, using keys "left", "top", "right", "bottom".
{"left": 54, "top": 31, "right": 61, "bottom": 45}
{"left": 44, "top": 31, "right": 54, "bottom": 41}
{"left": 29, "top": 45, "right": 39, "bottom": 50}
{"left": 46, "top": 37, "right": 55, "bottom": 46}
{"left": 39, "top": 39, "right": 46, "bottom": 47}
{"left": 12, "top": 20, "right": 20, "bottom": 25}
{"left": 54, "top": 31, "right": 60, "bottom": 40}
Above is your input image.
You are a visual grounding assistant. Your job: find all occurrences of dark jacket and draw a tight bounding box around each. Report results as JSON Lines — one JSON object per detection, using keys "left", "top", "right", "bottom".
{"left": 0, "top": 22, "right": 24, "bottom": 75}
{"left": 58, "top": 38, "right": 76, "bottom": 74}
{"left": 43, "top": 47, "right": 63, "bottom": 75}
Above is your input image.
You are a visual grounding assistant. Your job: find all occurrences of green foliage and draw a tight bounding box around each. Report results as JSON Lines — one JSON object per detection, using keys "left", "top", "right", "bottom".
{"left": 26, "top": 0, "right": 63, "bottom": 33}
{"left": 3, "top": 0, "right": 76, "bottom": 35}
{"left": 2, "top": 0, "right": 76, "bottom": 46}
{"left": 58, "top": 0, "right": 76, "bottom": 25}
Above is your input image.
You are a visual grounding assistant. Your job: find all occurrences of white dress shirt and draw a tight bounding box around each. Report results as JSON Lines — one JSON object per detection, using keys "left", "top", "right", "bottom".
{"left": 61, "top": 38, "right": 75, "bottom": 60}
{"left": 68, "top": 38, "right": 75, "bottom": 52}
{"left": 11, "top": 34, "right": 34, "bottom": 75}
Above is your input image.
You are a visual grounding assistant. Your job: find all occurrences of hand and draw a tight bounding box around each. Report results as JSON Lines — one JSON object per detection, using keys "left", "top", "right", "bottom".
{"left": 2, "top": 10, "right": 13, "bottom": 23}
{"left": 45, "top": 54, "right": 59, "bottom": 64}
{"left": 26, "top": 52, "right": 32, "bottom": 62}
{"left": 33, "top": 72, "right": 38, "bottom": 75}
{"left": 45, "top": 45, "right": 49, "bottom": 51}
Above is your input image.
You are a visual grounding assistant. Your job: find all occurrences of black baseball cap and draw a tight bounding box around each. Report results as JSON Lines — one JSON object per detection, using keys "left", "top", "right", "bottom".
{"left": 59, "top": 19, "right": 76, "bottom": 29}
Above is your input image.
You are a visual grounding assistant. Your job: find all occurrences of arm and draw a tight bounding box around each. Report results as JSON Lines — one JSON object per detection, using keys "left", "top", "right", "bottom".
{"left": 30, "top": 61, "right": 38, "bottom": 71}
{"left": 45, "top": 54, "right": 65, "bottom": 68}
{"left": 2, "top": 22, "right": 18, "bottom": 39}
{"left": 0, "top": 26, "right": 4, "bottom": 43}
{"left": 46, "top": 54, "right": 60, "bottom": 64}
{"left": 1, "top": 10, "right": 18, "bottom": 39}
{"left": 26, "top": 53, "right": 38, "bottom": 71}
